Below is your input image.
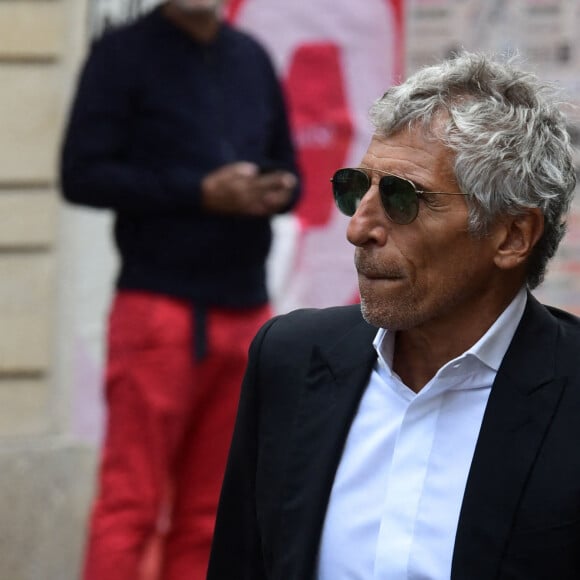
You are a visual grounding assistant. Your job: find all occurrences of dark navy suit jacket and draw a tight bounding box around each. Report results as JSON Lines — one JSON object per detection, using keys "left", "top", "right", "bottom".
{"left": 208, "top": 295, "right": 580, "bottom": 579}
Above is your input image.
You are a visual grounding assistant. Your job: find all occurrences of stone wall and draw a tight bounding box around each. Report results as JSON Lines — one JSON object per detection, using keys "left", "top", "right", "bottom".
{"left": 0, "top": 2, "right": 96, "bottom": 579}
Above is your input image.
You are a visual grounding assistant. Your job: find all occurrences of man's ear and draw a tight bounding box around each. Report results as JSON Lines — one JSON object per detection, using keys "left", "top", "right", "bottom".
{"left": 493, "top": 208, "right": 544, "bottom": 271}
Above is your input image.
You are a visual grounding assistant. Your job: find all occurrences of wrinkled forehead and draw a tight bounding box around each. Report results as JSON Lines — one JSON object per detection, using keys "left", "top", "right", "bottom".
{"left": 373, "top": 114, "right": 456, "bottom": 163}
{"left": 363, "top": 124, "right": 460, "bottom": 191}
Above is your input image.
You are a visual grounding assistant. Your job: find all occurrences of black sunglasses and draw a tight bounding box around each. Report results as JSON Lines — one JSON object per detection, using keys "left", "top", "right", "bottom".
{"left": 331, "top": 166, "right": 467, "bottom": 225}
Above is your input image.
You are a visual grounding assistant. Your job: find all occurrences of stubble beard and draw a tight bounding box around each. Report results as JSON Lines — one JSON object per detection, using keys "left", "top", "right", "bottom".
{"left": 359, "top": 290, "right": 420, "bottom": 331}
{"left": 359, "top": 269, "right": 479, "bottom": 333}
{"left": 355, "top": 251, "right": 421, "bottom": 330}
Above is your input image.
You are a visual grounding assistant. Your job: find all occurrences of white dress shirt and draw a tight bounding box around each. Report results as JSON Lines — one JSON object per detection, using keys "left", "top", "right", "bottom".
{"left": 316, "top": 287, "right": 528, "bottom": 580}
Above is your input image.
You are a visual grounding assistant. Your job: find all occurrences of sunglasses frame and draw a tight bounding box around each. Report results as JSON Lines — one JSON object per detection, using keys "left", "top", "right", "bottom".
{"left": 331, "top": 166, "right": 467, "bottom": 224}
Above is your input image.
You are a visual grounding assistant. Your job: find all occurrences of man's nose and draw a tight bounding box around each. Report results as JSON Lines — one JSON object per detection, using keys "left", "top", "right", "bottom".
{"left": 346, "top": 186, "right": 389, "bottom": 247}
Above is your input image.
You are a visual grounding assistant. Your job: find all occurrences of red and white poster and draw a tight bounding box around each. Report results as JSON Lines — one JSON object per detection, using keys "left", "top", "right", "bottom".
{"left": 227, "top": 0, "right": 404, "bottom": 312}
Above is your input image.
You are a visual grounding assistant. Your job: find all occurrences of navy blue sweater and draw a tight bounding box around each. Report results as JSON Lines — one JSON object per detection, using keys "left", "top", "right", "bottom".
{"left": 61, "top": 7, "right": 300, "bottom": 307}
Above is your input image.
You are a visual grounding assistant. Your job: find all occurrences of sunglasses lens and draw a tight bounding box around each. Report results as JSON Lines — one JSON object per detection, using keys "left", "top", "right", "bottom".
{"left": 332, "top": 169, "right": 369, "bottom": 216}
{"left": 379, "top": 175, "right": 419, "bottom": 224}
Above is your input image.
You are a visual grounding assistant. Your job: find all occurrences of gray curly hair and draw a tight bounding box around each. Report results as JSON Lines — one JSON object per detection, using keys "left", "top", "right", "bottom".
{"left": 369, "top": 51, "right": 576, "bottom": 289}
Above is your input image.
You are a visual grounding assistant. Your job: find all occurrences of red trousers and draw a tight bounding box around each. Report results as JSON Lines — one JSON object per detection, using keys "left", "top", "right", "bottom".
{"left": 82, "top": 291, "right": 272, "bottom": 580}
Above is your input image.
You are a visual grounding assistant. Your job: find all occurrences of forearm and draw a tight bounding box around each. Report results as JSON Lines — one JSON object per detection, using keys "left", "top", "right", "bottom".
{"left": 60, "top": 152, "right": 204, "bottom": 213}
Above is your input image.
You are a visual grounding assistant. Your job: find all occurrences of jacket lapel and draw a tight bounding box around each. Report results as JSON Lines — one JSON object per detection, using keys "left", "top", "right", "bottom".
{"left": 452, "top": 295, "right": 567, "bottom": 578}
{"left": 273, "top": 315, "right": 378, "bottom": 580}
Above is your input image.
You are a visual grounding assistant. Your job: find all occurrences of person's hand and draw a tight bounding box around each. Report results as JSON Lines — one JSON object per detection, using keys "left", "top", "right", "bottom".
{"left": 201, "top": 162, "right": 297, "bottom": 216}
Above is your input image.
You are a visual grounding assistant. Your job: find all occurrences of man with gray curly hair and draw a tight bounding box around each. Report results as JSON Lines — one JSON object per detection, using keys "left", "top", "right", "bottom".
{"left": 208, "top": 51, "right": 580, "bottom": 579}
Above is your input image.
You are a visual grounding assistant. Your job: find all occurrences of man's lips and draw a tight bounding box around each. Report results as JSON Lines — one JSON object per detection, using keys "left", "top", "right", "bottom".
{"left": 358, "top": 271, "right": 404, "bottom": 280}
{"left": 355, "top": 262, "right": 404, "bottom": 280}
{"left": 355, "top": 253, "right": 405, "bottom": 280}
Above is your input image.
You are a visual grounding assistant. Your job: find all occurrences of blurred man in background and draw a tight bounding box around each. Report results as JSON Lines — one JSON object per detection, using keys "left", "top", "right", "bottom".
{"left": 60, "top": 0, "right": 299, "bottom": 578}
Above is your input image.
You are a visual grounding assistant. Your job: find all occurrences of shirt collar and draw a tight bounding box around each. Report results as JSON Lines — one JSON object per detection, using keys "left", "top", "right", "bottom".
{"left": 465, "top": 286, "right": 527, "bottom": 371}
{"left": 373, "top": 286, "right": 528, "bottom": 374}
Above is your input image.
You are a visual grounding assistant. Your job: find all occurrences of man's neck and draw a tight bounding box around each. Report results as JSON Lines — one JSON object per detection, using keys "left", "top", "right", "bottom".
{"left": 392, "top": 286, "right": 523, "bottom": 393}
{"left": 162, "top": 3, "right": 221, "bottom": 43}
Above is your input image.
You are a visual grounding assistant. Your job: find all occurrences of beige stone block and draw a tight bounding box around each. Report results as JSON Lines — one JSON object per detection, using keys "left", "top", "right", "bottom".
{"left": 0, "top": 442, "right": 96, "bottom": 580}
{"left": 0, "top": 378, "right": 49, "bottom": 436}
{"left": 0, "top": 66, "right": 62, "bottom": 184}
{"left": 0, "top": 190, "right": 57, "bottom": 248}
{"left": 0, "top": 254, "right": 53, "bottom": 373}
{"left": 0, "top": 1, "right": 65, "bottom": 60}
